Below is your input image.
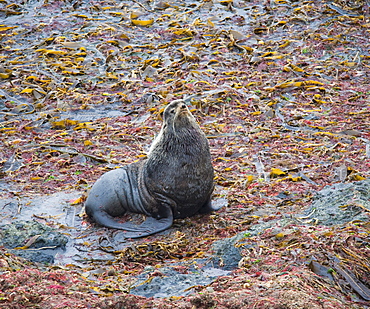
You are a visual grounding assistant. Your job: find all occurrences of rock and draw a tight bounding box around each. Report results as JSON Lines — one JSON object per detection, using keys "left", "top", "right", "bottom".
{"left": 211, "top": 218, "right": 295, "bottom": 270}
{"left": 302, "top": 179, "right": 370, "bottom": 226}
{"left": 130, "top": 264, "right": 230, "bottom": 298}
{"left": 211, "top": 235, "right": 243, "bottom": 270}
{"left": 0, "top": 220, "right": 68, "bottom": 264}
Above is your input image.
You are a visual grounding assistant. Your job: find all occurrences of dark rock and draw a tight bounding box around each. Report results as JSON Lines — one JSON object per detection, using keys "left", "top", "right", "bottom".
{"left": 211, "top": 236, "right": 243, "bottom": 270}
{"left": 130, "top": 264, "right": 229, "bottom": 298}
{"left": 211, "top": 219, "right": 294, "bottom": 270}
{"left": 303, "top": 179, "right": 370, "bottom": 226}
{"left": 0, "top": 220, "right": 68, "bottom": 264}
{"left": 8, "top": 250, "right": 55, "bottom": 264}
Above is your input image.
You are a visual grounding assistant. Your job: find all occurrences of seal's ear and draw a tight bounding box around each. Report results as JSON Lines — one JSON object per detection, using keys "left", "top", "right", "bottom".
{"left": 158, "top": 107, "right": 165, "bottom": 120}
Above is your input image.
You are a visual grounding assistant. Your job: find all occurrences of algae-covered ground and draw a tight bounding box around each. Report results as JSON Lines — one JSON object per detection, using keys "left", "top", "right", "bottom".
{"left": 0, "top": 0, "right": 369, "bottom": 308}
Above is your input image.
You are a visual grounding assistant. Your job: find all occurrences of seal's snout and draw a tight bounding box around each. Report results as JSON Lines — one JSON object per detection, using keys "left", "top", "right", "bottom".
{"left": 178, "top": 102, "right": 190, "bottom": 115}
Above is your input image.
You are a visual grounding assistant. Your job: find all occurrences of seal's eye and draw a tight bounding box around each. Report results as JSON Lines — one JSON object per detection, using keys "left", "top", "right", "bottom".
{"left": 170, "top": 109, "right": 175, "bottom": 114}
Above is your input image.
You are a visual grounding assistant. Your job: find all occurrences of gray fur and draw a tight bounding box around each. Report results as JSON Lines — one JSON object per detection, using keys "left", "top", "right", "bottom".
{"left": 85, "top": 100, "right": 218, "bottom": 238}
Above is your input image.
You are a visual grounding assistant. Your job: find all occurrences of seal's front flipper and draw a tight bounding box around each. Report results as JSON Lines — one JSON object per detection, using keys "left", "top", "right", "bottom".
{"left": 122, "top": 216, "right": 173, "bottom": 238}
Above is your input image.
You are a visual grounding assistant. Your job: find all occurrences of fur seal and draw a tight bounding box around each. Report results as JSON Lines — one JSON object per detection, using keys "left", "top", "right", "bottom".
{"left": 85, "top": 100, "right": 220, "bottom": 238}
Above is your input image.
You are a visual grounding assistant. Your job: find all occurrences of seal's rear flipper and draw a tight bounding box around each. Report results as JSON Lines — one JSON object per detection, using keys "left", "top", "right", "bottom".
{"left": 121, "top": 216, "right": 174, "bottom": 238}
{"left": 91, "top": 210, "right": 173, "bottom": 238}
{"left": 90, "top": 211, "right": 144, "bottom": 231}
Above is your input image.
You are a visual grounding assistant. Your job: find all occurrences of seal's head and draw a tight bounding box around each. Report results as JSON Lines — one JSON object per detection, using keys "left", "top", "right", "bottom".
{"left": 148, "top": 100, "right": 204, "bottom": 156}
{"left": 162, "top": 99, "right": 197, "bottom": 132}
